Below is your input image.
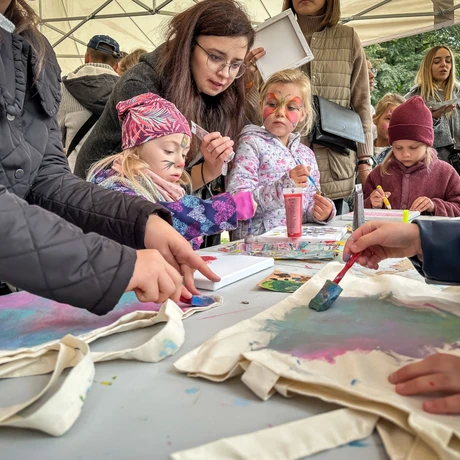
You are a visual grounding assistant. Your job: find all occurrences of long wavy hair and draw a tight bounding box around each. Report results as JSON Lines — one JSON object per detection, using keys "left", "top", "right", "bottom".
{"left": 282, "top": 0, "right": 340, "bottom": 28}
{"left": 5, "top": 0, "right": 47, "bottom": 75}
{"left": 157, "top": 0, "right": 255, "bottom": 162}
{"left": 415, "top": 45, "right": 458, "bottom": 101}
{"left": 259, "top": 68, "right": 315, "bottom": 136}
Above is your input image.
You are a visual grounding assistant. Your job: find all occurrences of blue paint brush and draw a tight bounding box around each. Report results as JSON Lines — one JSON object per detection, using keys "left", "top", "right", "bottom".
{"left": 295, "top": 159, "right": 323, "bottom": 196}
{"left": 179, "top": 295, "right": 215, "bottom": 307}
{"left": 308, "top": 252, "right": 361, "bottom": 312}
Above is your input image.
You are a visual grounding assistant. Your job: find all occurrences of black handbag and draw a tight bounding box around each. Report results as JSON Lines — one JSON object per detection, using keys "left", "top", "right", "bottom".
{"left": 312, "top": 96, "right": 365, "bottom": 155}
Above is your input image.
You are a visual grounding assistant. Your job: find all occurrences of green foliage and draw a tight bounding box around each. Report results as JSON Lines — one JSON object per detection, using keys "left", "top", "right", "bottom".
{"left": 366, "top": 24, "right": 460, "bottom": 106}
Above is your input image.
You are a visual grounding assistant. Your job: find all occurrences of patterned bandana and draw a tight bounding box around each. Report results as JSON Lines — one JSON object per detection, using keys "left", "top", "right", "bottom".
{"left": 117, "top": 93, "right": 192, "bottom": 150}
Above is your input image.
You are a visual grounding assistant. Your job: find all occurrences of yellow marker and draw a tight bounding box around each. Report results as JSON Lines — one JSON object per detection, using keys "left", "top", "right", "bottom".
{"left": 376, "top": 185, "right": 392, "bottom": 210}
{"left": 403, "top": 210, "right": 409, "bottom": 223}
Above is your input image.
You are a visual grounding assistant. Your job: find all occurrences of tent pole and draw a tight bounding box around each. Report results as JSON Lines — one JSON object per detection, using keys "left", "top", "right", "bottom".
{"left": 43, "top": 23, "right": 87, "bottom": 47}
{"left": 52, "top": 0, "right": 114, "bottom": 47}
{"left": 341, "top": 0, "right": 391, "bottom": 24}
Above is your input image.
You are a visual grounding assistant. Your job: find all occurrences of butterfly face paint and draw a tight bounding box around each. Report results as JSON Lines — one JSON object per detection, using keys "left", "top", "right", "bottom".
{"left": 263, "top": 92, "right": 303, "bottom": 128}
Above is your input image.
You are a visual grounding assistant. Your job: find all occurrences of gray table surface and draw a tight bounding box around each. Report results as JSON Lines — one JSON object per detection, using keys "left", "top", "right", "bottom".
{"left": 0, "top": 247, "right": 389, "bottom": 460}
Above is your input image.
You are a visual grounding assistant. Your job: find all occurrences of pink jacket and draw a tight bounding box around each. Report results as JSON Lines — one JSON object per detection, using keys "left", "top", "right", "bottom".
{"left": 364, "top": 153, "right": 460, "bottom": 217}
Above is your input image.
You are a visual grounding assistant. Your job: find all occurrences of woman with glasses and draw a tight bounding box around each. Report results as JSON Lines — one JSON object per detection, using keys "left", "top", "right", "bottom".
{"left": 75, "top": 0, "right": 254, "bottom": 203}
{"left": 406, "top": 45, "right": 460, "bottom": 169}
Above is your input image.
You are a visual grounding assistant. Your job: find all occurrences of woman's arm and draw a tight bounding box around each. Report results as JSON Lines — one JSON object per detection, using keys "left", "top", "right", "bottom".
{"left": 26, "top": 118, "right": 170, "bottom": 250}
{"left": 350, "top": 30, "right": 374, "bottom": 184}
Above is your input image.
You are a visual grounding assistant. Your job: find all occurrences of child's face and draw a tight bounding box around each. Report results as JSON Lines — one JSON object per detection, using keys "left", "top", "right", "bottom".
{"left": 138, "top": 133, "right": 190, "bottom": 183}
{"left": 374, "top": 105, "right": 398, "bottom": 144}
{"left": 261, "top": 82, "right": 305, "bottom": 143}
{"left": 392, "top": 140, "right": 427, "bottom": 168}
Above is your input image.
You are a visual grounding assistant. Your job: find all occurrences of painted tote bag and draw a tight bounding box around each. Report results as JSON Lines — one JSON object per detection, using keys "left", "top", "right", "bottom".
{"left": 174, "top": 262, "right": 460, "bottom": 459}
{"left": 0, "top": 291, "right": 222, "bottom": 436}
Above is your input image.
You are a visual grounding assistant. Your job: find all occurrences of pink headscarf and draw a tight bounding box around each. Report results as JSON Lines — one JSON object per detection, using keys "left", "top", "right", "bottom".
{"left": 116, "top": 93, "right": 191, "bottom": 150}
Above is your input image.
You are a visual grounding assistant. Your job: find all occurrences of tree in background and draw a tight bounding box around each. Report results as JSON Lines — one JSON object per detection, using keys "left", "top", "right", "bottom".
{"left": 366, "top": 25, "right": 460, "bottom": 105}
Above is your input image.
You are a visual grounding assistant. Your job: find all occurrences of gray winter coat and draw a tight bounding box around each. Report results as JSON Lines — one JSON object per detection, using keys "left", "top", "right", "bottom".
{"left": 0, "top": 28, "right": 168, "bottom": 314}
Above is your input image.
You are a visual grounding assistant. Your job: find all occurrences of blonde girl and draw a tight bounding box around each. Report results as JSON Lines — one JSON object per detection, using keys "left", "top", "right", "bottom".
{"left": 227, "top": 69, "right": 335, "bottom": 238}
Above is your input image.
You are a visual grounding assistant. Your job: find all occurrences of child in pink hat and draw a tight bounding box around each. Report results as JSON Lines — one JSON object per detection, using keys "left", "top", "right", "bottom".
{"left": 88, "top": 93, "right": 255, "bottom": 246}
{"left": 364, "top": 96, "right": 460, "bottom": 216}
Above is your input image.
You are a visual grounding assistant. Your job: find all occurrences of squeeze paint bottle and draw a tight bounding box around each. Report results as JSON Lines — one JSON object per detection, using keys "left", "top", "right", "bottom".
{"left": 283, "top": 188, "right": 303, "bottom": 238}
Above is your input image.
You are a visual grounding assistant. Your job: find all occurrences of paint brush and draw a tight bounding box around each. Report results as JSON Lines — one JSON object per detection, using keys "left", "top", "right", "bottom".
{"left": 295, "top": 159, "right": 323, "bottom": 195}
{"left": 179, "top": 295, "right": 215, "bottom": 307}
{"left": 308, "top": 252, "right": 361, "bottom": 312}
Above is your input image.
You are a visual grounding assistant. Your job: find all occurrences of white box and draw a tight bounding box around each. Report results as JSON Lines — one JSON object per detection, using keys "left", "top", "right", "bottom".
{"left": 193, "top": 251, "right": 274, "bottom": 291}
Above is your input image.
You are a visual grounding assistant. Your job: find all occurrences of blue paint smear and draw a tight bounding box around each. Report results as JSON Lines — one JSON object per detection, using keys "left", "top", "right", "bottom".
{"left": 348, "top": 440, "right": 367, "bottom": 447}
{"left": 185, "top": 387, "right": 200, "bottom": 395}
{"left": 159, "top": 339, "right": 178, "bottom": 358}
{"left": 351, "top": 379, "right": 359, "bottom": 386}
{"left": 233, "top": 397, "right": 250, "bottom": 406}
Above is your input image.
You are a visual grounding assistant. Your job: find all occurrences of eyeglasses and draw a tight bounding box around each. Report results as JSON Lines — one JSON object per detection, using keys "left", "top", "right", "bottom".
{"left": 195, "top": 42, "right": 247, "bottom": 79}
{"left": 368, "top": 67, "right": 378, "bottom": 76}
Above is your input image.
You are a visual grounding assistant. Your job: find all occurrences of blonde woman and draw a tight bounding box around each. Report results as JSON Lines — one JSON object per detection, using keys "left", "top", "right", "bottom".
{"left": 406, "top": 45, "right": 460, "bottom": 164}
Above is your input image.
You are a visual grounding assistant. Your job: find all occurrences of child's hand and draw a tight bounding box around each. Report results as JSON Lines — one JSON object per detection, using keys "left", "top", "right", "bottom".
{"left": 410, "top": 196, "right": 434, "bottom": 213}
{"left": 125, "top": 249, "right": 183, "bottom": 303}
{"left": 289, "top": 165, "right": 311, "bottom": 187}
{"left": 389, "top": 353, "right": 460, "bottom": 414}
{"left": 313, "top": 194, "right": 333, "bottom": 221}
{"left": 370, "top": 187, "right": 391, "bottom": 209}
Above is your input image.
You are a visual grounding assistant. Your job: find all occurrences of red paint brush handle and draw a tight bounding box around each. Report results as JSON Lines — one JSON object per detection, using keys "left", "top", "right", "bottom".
{"left": 333, "top": 252, "right": 361, "bottom": 285}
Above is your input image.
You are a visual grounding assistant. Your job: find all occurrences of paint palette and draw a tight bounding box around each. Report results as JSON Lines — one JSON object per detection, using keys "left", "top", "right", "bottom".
{"left": 219, "top": 241, "right": 342, "bottom": 260}
{"left": 341, "top": 209, "right": 420, "bottom": 222}
{"left": 257, "top": 225, "right": 348, "bottom": 243}
{"left": 258, "top": 271, "right": 311, "bottom": 293}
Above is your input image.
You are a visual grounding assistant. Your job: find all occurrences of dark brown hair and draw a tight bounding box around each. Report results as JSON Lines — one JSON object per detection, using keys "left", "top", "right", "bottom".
{"left": 157, "top": 0, "right": 255, "bottom": 161}
{"left": 86, "top": 46, "right": 119, "bottom": 68}
{"left": 5, "top": 0, "right": 47, "bottom": 75}
{"left": 282, "top": 0, "right": 340, "bottom": 28}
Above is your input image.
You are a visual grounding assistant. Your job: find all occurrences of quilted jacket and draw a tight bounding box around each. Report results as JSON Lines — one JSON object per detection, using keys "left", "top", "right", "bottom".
{"left": 0, "top": 27, "right": 167, "bottom": 315}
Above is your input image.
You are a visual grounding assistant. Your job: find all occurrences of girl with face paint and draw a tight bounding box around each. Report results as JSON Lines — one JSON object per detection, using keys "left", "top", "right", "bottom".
{"left": 226, "top": 69, "right": 336, "bottom": 239}
{"left": 88, "top": 93, "right": 256, "bottom": 248}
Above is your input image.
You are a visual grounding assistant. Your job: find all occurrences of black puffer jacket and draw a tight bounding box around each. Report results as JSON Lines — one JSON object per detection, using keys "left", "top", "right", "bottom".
{"left": 0, "top": 28, "right": 168, "bottom": 314}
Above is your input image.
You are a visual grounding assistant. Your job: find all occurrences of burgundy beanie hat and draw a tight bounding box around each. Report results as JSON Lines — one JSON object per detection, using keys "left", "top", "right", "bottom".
{"left": 388, "top": 96, "right": 434, "bottom": 146}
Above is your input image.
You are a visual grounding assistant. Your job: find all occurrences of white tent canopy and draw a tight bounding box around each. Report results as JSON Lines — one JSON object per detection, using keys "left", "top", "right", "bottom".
{"left": 34, "top": 0, "right": 460, "bottom": 75}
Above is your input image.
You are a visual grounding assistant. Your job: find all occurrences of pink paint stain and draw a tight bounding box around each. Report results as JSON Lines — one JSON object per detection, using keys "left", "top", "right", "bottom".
{"left": 201, "top": 256, "right": 217, "bottom": 264}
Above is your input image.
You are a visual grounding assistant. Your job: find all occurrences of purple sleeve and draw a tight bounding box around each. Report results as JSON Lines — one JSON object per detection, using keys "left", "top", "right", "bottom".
{"left": 159, "top": 193, "right": 238, "bottom": 241}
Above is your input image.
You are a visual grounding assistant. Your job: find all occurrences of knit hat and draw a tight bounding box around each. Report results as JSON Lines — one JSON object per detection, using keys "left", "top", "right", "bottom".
{"left": 117, "top": 93, "right": 191, "bottom": 150}
{"left": 388, "top": 96, "right": 434, "bottom": 147}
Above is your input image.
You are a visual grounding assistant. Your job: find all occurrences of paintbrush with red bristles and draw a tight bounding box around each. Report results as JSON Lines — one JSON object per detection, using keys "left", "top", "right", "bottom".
{"left": 308, "top": 252, "right": 362, "bottom": 312}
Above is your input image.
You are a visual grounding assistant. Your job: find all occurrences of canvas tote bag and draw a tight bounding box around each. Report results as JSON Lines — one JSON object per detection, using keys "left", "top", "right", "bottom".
{"left": 174, "top": 262, "right": 460, "bottom": 459}
{"left": 0, "top": 291, "right": 222, "bottom": 436}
